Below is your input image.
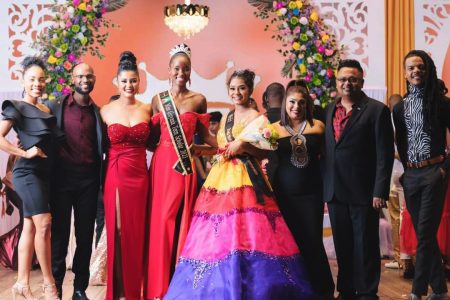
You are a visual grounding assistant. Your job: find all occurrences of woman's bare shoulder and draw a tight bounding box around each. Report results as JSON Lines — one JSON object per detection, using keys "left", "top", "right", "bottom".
{"left": 304, "top": 119, "right": 325, "bottom": 135}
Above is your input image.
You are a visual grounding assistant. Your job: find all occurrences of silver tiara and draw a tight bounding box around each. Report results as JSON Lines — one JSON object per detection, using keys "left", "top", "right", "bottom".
{"left": 169, "top": 43, "right": 191, "bottom": 58}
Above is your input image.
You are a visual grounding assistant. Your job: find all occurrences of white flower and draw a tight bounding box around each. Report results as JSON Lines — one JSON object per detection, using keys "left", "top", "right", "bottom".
{"left": 67, "top": 6, "right": 75, "bottom": 15}
{"left": 307, "top": 57, "right": 314, "bottom": 64}
{"left": 299, "top": 17, "right": 308, "bottom": 25}
{"left": 306, "top": 30, "right": 313, "bottom": 37}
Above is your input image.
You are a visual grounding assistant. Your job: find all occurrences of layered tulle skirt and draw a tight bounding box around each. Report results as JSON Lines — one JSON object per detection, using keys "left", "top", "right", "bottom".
{"left": 165, "top": 158, "right": 317, "bottom": 299}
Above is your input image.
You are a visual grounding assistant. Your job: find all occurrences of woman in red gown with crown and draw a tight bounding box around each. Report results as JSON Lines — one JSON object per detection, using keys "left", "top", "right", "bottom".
{"left": 101, "top": 51, "right": 152, "bottom": 300}
{"left": 145, "top": 44, "right": 217, "bottom": 299}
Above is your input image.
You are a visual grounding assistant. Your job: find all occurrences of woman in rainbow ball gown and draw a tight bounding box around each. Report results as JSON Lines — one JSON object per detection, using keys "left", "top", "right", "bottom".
{"left": 165, "top": 69, "right": 317, "bottom": 299}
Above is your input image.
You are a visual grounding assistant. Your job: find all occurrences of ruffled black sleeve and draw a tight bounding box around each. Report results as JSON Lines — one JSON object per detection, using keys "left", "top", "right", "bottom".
{"left": 1, "top": 100, "right": 64, "bottom": 149}
{"left": 1, "top": 101, "right": 22, "bottom": 125}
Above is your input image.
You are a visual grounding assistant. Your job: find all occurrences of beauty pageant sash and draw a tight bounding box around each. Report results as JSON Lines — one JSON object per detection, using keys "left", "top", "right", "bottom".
{"left": 158, "top": 90, "right": 193, "bottom": 175}
{"left": 225, "top": 110, "right": 273, "bottom": 204}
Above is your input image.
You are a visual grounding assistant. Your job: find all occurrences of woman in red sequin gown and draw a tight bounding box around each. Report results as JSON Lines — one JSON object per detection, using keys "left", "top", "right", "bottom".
{"left": 145, "top": 44, "right": 216, "bottom": 299}
{"left": 101, "top": 51, "right": 152, "bottom": 300}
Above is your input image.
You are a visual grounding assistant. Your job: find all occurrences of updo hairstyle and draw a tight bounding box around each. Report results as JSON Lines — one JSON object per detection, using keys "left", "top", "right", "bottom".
{"left": 21, "top": 56, "right": 47, "bottom": 74}
{"left": 227, "top": 69, "right": 256, "bottom": 95}
{"left": 117, "top": 51, "right": 138, "bottom": 76}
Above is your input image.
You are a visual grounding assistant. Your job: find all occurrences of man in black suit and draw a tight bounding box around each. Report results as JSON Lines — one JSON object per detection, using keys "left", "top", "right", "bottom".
{"left": 323, "top": 59, "right": 394, "bottom": 300}
{"left": 46, "top": 63, "right": 104, "bottom": 300}
{"left": 392, "top": 50, "right": 450, "bottom": 300}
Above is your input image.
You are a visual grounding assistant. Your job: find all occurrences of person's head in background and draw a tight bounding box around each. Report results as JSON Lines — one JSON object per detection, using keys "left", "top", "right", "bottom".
{"left": 263, "top": 82, "right": 284, "bottom": 110}
{"left": 387, "top": 94, "right": 402, "bottom": 112}
{"left": 208, "top": 111, "right": 222, "bottom": 136}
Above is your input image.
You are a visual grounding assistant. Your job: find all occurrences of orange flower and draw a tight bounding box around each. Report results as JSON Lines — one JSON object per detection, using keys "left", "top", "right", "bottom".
{"left": 63, "top": 61, "right": 73, "bottom": 71}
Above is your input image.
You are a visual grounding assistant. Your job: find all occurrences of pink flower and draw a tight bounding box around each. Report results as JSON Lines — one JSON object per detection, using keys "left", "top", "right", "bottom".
{"left": 293, "top": 26, "right": 300, "bottom": 34}
{"left": 276, "top": 2, "right": 284, "bottom": 9}
{"left": 330, "top": 91, "right": 337, "bottom": 98}
{"left": 65, "top": 21, "right": 72, "bottom": 28}
{"left": 63, "top": 13, "right": 69, "bottom": 20}
{"left": 318, "top": 46, "right": 325, "bottom": 53}
{"left": 326, "top": 68, "right": 334, "bottom": 78}
{"left": 55, "top": 51, "right": 63, "bottom": 58}
{"left": 68, "top": 53, "right": 77, "bottom": 62}
{"left": 93, "top": 19, "right": 100, "bottom": 27}
{"left": 304, "top": 74, "right": 312, "bottom": 82}
{"left": 263, "top": 128, "right": 272, "bottom": 139}
{"left": 86, "top": 5, "right": 92, "bottom": 12}
{"left": 314, "top": 40, "right": 321, "bottom": 47}
{"left": 58, "top": 77, "right": 65, "bottom": 84}
{"left": 325, "top": 49, "right": 334, "bottom": 56}
{"left": 62, "top": 86, "right": 72, "bottom": 95}
{"left": 82, "top": 16, "right": 88, "bottom": 22}
{"left": 72, "top": 0, "right": 80, "bottom": 6}
{"left": 310, "top": 93, "right": 317, "bottom": 100}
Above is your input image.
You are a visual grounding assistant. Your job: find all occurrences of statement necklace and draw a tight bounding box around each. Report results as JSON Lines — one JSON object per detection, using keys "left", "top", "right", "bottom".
{"left": 285, "top": 121, "right": 309, "bottom": 168}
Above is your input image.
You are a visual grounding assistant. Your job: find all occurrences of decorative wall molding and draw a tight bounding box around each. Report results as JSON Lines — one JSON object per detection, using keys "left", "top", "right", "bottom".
{"left": 314, "top": 0, "right": 386, "bottom": 93}
{"left": 415, "top": 0, "right": 450, "bottom": 77}
{"left": 0, "top": 1, "right": 64, "bottom": 91}
{"left": 7, "top": 3, "right": 53, "bottom": 81}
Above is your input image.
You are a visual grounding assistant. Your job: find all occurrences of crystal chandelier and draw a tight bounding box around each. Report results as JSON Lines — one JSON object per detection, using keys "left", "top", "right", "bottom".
{"left": 164, "top": 0, "right": 209, "bottom": 39}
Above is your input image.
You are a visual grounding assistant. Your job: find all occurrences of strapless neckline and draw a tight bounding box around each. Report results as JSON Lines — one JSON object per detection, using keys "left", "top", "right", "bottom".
{"left": 108, "top": 122, "right": 148, "bottom": 129}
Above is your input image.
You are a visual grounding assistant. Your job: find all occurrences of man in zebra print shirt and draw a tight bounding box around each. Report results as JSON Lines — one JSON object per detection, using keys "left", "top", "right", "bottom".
{"left": 393, "top": 50, "right": 450, "bottom": 300}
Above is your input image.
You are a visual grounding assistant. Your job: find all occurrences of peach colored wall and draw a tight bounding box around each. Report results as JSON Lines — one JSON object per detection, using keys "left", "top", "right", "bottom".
{"left": 442, "top": 46, "right": 450, "bottom": 96}
{"left": 83, "top": 0, "right": 290, "bottom": 107}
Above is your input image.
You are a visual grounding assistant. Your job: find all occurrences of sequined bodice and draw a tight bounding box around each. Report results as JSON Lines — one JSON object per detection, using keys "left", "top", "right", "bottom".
{"left": 107, "top": 122, "right": 150, "bottom": 148}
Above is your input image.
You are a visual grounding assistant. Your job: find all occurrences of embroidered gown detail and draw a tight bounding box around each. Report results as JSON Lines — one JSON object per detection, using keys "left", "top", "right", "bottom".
{"left": 145, "top": 112, "right": 210, "bottom": 299}
{"left": 104, "top": 122, "right": 150, "bottom": 300}
{"left": 165, "top": 115, "right": 317, "bottom": 300}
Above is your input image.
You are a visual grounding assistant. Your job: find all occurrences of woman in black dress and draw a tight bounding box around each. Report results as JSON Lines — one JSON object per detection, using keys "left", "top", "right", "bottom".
{"left": 269, "top": 80, "right": 335, "bottom": 299}
{"left": 0, "top": 57, "right": 63, "bottom": 300}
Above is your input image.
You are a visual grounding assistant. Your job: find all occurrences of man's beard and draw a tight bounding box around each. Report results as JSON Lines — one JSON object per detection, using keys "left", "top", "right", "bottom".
{"left": 74, "top": 85, "right": 93, "bottom": 95}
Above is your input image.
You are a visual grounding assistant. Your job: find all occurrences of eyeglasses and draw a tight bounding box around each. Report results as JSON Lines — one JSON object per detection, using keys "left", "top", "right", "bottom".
{"left": 336, "top": 77, "right": 361, "bottom": 83}
{"left": 74, "top": 74, "right": 95, "bottom": 80}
